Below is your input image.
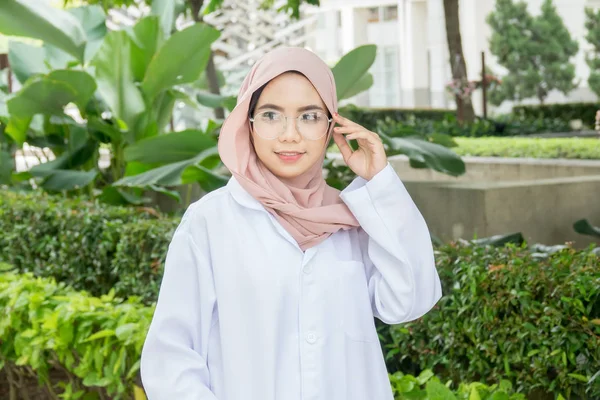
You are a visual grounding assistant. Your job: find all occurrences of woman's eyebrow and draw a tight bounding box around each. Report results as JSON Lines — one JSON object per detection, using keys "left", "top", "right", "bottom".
{"left": 256, "top": 104, "right": 325, "bottom": 112}
{"left": 297, "top": 105, "right": 325, "bottom": 112}
{"left": 256, "top": 103, "right": 284, "bottom": 111}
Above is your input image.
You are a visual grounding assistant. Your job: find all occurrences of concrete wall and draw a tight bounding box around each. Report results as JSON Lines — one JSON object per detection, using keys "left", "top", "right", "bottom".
{"left": 390, "top": 156, "right": 600, "bottom": 182}
{"left": 384, "top": 155, "right": 600, "bottom": 247}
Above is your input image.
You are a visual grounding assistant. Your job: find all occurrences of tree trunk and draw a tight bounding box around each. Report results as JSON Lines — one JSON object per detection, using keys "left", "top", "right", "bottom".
{"left": 443, "top": 0, "right": 475, "bottom": 123}
{"left": 189, "top": 0, "right": 225, "bottom": 120}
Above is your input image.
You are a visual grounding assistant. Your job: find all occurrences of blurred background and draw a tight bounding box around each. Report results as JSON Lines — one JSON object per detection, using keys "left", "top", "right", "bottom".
{"left": 0, "top": 0, "right": 599, "bottom": 399}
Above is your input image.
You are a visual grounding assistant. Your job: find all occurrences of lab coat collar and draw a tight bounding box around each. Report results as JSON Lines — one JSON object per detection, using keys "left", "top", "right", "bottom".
{"left": 226, "top": 176, "right": 319, "bottom": 259}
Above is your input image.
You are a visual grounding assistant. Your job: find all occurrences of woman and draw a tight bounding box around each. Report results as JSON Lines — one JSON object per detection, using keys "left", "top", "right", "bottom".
{"left": 140, "top": 47, "right": 442, "bottom": 400}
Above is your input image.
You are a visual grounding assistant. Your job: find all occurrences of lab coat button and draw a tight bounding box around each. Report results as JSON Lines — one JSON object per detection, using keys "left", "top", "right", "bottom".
{"left": 306, "top": 332, "right": 317, "bottom": 344}
{"left": 303, "top": 264, "right": 313, "bottom": 274}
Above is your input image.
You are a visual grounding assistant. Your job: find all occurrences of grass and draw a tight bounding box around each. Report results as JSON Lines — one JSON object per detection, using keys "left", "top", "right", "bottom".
{"left": 453, "top": 137, "right": 600, "bottom": 160}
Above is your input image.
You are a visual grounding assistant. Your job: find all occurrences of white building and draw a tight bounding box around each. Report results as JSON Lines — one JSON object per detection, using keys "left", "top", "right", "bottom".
{"left": 307, "top": 0, "right": 600, "bottom": 115}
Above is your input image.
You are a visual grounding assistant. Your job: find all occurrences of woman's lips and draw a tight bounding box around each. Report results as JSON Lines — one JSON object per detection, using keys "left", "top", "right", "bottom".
{"left": 276, "top": 152, "right": 305, "bottom": 163}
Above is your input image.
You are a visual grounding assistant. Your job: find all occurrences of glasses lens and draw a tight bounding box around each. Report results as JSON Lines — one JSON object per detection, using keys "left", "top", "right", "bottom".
{"left": 297, "top": 112, "right": 329, "bottom": 140}
{"left": 253, "top": 111, "right": 284, "bottom": 139}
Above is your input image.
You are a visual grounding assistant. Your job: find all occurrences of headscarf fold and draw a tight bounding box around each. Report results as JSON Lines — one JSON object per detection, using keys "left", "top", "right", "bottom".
{"left": 218, "top": 47, "right": 360, "bottom": 251}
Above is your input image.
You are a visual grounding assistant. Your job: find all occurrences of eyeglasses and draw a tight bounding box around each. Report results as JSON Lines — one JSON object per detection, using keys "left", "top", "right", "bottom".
{"left": 249, "top": 111, "right": 332, "bottom": 141}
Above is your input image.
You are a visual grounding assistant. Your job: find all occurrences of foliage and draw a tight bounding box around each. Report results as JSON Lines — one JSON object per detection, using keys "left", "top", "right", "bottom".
{"left": 0, "top": 190, "right": 177, "bottom": 304}
{"left": 390, "top": 370, "right": 525, "bottom": 400}
{"left": 513, "top": 102, "right": 600, "bottom": 127}
{"left": 0, "top": 1, "right": 225, "bottom": 202}
{"left": 585, "top": 8, "right": 600, "bottom": 98}
{"left": 381, "top": 242, "right": 600, "bottom": 399}
{"left": 486, "top": 0, "right": 578, "bottom": 105}
{"left": 339, "top": 104, "right": 451, "bottom": 128}
{"left": 453, "top": 137, "right": 600, "bottom": 159}
{"left": 0, "top": 271, "right": 154, "bottom": 399}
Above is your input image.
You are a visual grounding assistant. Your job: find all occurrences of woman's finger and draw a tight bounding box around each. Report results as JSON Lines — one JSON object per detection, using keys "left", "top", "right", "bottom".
{"left": 332, "top": 132, "right": 353, "bottom": 161}
{"left": 345, "top": 129, "right": 380, "bottom": 145}
{"left": 332, "top": 112, "right": 361, "bottom": 128}
{"left": 333, "top": 125, "right": 361, "bottom": 134}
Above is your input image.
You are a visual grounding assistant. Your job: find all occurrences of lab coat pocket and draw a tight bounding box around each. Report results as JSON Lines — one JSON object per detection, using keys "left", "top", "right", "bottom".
{"left": 338, "top": 261, "right": 378, "bottom": 343}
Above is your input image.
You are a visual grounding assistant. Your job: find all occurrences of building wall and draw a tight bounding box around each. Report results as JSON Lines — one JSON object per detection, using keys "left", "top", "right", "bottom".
{"left": 312, "top": 0, "right": 599, "bottom": 114}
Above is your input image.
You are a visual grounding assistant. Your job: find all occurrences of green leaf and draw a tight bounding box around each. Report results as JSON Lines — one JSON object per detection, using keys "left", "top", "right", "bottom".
{"left": 331, "top": 44, "right": 377, "bottom": 101}
{"left": 338, "top": 72, "right": 373, "bottom": 101}
{"left": 7, "top": 41, "right": 48, "bottom": 84}
{"left": 142, "top": 23, "right": 220, "bottom": 101}
{"left": 573, "top": 219, "right": 600, "bottom": 238}
{"left": 416, "top": 369, "right": 434, "bottom": 386}
{"left": 92, "top": 30, "right": 146, "bottom": 132}
{"left": 124, "top": 129, "right": 217, "bottom": 164}
{"left": 471, "top": 233, "right": 525, "bottom": 247}
{"left": 40, "top": 169, "right": 98, "bottom": 191}
{"left": 83, "top": 329, "right": 116, "bottom": 343}
{"left": 114, "top": 147, "right": 221, "bottom": 188}
{"left": 68, "top": 5, "right": 108, "bottom": 62}
{"left": 380, "top": 134, "right": 466, "bottom": 177}
{"left": 181, "top": 164, "right": 229, "bottom": 192}
{"left": 115, "top": 323, "right": 137, "bottom": 341}
{"left": 128, "top": 16, "right": 162, "bottom": 82}
{"left": 196, "top": 91, "right": 238, "bottom": 111}
{"left": 567, "top": 373, "right": 590, "bottom": 383}
{"left": 0, "top": 0, "right": 86, "bottom": 61}
{"left": 7, "top": 70, "right": 95, "bottom": 119}
{"left": 151, "top": 0, "right": 176, "bottom": 37}
{"left": 426, "top": 380, "right": 458, "bottom": 400}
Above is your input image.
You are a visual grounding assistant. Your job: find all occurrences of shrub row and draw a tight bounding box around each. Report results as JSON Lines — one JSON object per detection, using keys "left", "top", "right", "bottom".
{"left": 0, "top": 190, "right": 177, "bottom": 304}
{"left": 0, "top": 268, "right": 152, "bottom": 400}
{"left": 453, "top": 137, "right": 600, "bottom": 159}
{"left": 380, "top": 243, "right": 600, "bottom": 400}
{"left": 339, "top": 104, "right": 451, "bottom": 129}
{"left": 513, "top": 103, "right": 599, "bottom": 126}
{"left": 0, "top": 269, "right": 528, "bottom": 400}
{"left": 340, "top": 105, "right": 575, "bottom": 138}
{"left": 2, "top": 191, "right": 599, "bottom": 398}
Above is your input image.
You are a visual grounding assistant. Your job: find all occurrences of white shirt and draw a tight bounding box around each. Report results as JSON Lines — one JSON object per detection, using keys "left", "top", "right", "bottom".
{"left": 140, "top": 163, "right": 442, "bottom": 400}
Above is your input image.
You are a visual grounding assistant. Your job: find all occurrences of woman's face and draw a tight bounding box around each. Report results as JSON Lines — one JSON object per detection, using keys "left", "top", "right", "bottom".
{"left": 250, "top": 72, "right": 329, "bottom": 182}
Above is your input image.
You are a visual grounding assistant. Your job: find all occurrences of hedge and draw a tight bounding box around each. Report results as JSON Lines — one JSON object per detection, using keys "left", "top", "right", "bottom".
{"left": 513, "top": 103, "right": 599, "bottom": 126}
{"left": 380, "top": 243, "right": 600, "bottom": 400}
{"left": 339, "top": 104, "right": 451, "bottom": 130}
{"left": 454, "top": 137, "right": 600, "bottom": 159}
{"left": 0, "top": 190, "right": 177, "bottom": 304}
{"left": 0, "top": 269, "right": 152, "bottom": 400}
{"left": 0, "top": 269, "right": 528, "bottom": 400}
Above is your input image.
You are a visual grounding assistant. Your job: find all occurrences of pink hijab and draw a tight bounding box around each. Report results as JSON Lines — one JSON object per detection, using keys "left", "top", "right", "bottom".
{"left": 217, "top": 47, "right": 360, "bottom": 251}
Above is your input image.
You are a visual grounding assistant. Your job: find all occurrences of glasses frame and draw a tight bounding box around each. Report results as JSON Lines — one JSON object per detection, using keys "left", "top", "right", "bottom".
{"left": 249, "top": 110, "right": 333, "bottom": 141}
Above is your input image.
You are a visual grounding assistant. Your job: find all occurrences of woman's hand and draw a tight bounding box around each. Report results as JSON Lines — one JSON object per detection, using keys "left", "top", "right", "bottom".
{"left": 331, "top": 113, "right": 388, "bottom": 181}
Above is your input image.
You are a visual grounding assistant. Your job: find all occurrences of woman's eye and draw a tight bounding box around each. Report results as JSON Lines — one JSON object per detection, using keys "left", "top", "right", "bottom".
{"left": 301, "top": 112, "right": 319, "bottom": 121}
{"left": 261, "top": 112, "right": 279, "bottom": 121}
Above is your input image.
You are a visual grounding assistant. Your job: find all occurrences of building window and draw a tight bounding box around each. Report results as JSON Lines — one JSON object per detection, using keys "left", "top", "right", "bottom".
{"left": 367, "top": 7, "right": 380, "bottom": 23}
{"left": 369, "top": 46, "right": 400, "bottom": 107}
{"left": 383, "top": 5, "right": 398, "bottom": 21}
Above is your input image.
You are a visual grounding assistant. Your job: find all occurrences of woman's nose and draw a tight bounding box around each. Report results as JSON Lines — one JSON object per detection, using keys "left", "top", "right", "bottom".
{"left": 279, "top": 117, "right": 302, "bottom": 142}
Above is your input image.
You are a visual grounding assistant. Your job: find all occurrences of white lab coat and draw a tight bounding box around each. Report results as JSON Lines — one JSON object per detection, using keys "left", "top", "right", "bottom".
{"left": 140, "top": 163, "right": 442, "bottom": 400}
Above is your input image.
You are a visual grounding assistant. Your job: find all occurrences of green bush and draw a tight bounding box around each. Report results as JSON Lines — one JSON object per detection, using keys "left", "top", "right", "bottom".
{"left": 454, "top": 137, "right": 600, "bottom": 159}
{"left": 340, "top": 105, "right": 573, "bottom": 138}
{"left": 0, "top": 270, "right": 528, "bottom": 400}
{"left": 0, "top": 190, "right": 177, "bottom": 304}
{"left": 0, "top": 271, "right": 153, "bottom": 400}
{"left": 381, "top": 243, "right": 600, "bottom": 399}
{"left": 513, "top": 103, "right": 599, "bottom": 126}
{"left": 390, "top": 369, "right": 525, "bottom": 400}
{"left": 339, "top": 104, "right": 451, "bottom": 130}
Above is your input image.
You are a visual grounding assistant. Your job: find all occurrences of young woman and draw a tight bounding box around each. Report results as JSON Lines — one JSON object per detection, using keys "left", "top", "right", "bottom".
{"left": 140, "top": 47, "right": 442, "bottom": 400}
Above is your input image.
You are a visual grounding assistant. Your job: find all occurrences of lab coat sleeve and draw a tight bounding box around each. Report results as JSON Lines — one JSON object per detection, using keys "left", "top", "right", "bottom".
{"left": 140, "top": 208, "right": 218, "bottom": 399}
{"left": 339, "top": 163, "right": 442, "bottom": 324}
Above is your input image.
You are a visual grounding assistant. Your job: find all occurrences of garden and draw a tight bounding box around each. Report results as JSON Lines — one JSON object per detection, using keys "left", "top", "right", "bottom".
{"left": 0, "top": 0, "right": 599, "bottom": 399}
